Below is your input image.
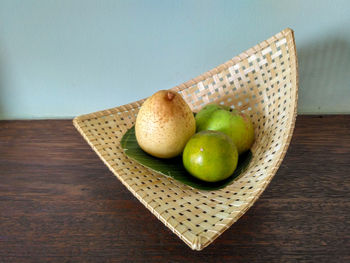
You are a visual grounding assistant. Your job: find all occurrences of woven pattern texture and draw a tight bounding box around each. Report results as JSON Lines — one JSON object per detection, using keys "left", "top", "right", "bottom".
{"left": 73, "top": 28, "right": 298, "bottom": 250}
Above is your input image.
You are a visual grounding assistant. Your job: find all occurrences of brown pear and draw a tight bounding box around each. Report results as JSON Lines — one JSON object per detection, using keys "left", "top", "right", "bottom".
{"left": 135, "top": 90, "right": 195, "bottom": 158}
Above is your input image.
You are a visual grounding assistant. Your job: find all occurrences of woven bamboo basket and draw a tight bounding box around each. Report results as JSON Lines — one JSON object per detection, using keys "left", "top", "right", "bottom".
{"left": 73, "top": 28, "right": 298, "bottom": 250}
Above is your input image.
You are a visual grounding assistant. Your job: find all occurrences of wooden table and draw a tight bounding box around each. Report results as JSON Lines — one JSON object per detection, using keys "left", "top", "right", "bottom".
{"left": 0, "top": 116, "right": 349, "bottom": 262}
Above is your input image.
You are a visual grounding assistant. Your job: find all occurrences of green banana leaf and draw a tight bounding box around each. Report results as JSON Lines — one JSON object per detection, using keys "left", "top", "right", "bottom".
{"left": 121, "top": 126, "right": 252, "bottom": 190}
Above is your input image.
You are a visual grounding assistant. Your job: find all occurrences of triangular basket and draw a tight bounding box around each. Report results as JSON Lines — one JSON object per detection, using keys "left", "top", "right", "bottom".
{"left": 74, "top": 28, "right": 298, "bottom": 250}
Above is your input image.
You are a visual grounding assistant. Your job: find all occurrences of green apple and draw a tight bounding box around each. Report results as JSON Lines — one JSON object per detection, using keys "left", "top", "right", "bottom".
{"left": 195, "top": 105, "right": 254, "bottom": 154}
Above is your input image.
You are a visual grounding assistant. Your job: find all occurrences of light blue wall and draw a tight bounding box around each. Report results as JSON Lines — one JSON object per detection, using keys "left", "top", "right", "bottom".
{"left": 0, "top": 0, "right": 350, "bottom": 119}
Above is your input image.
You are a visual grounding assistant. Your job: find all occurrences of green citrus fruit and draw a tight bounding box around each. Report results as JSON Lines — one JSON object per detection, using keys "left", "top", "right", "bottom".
{"left": 196, "top": 106, "right": 254, "bottom": 154}
{"left": 183, "top": 130, "right": 238, "bottom": 182}
{"left": 195, "top": 104, "right": 230, "bottom": 130}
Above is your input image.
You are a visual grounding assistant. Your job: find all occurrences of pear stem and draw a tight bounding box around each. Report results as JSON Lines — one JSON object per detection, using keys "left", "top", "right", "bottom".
{"left": 167, "top": 91, "right": 175, "bottom": 101}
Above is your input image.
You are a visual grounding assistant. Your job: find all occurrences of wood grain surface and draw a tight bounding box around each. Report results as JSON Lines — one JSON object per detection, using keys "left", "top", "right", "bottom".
{"left": 0, "top": 116, "right": 349, "bottom": 262}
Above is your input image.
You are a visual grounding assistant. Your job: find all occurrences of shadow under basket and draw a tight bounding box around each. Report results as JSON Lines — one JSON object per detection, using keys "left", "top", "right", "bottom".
{"left": 73, "top": 28, "right": 298, "bottom": 251}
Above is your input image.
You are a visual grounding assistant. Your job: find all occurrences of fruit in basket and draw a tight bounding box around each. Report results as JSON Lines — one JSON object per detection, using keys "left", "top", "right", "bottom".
{"left": 135, "top": 90, "right": 195, "bottom": 158}
{"left": 195, "top": 105, "right": 254, "bottom": 154}
{"left": 195, "top": 104, "right": 229, "bottom": 126}
{"left": 183, "top": 130, "right": 238, "bottom": 182}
